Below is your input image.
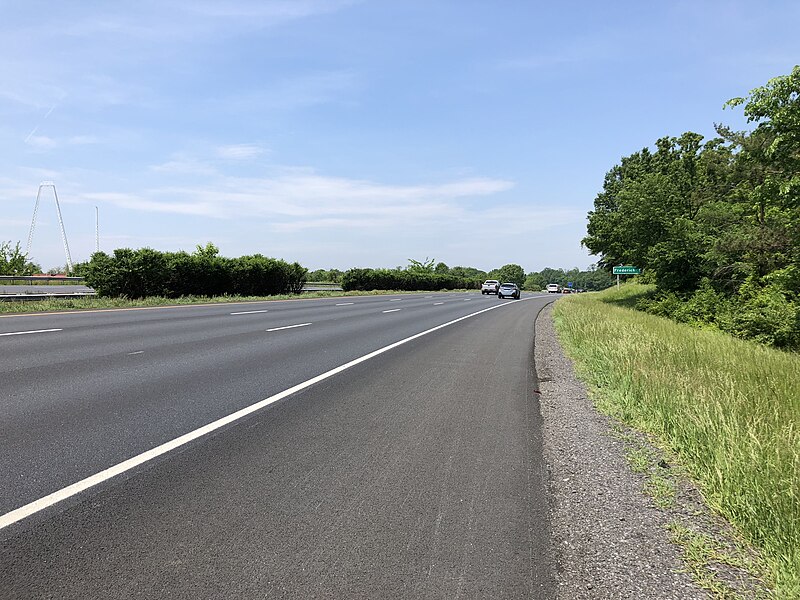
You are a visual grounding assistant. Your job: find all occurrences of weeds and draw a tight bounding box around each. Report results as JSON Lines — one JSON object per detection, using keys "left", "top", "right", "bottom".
{"left": 554, "top": 286, "right": 799, "bottom": 595}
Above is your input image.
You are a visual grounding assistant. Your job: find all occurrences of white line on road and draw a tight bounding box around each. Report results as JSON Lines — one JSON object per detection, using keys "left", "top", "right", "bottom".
{"left": 230, "top": 309, "right": 268, "bottom": 315}
{"left": 127, "top": 351, "right": 144, "bottom": 355}
{"left": 335, "top": 302, "right": 353, "bottom": 306}
{"left": 0, "top": 297, "right": 534, "bottom": 531}
{"left": 266, "top": 323, "right": 312, "bottom": 332}
{"left": 388, "top": 298, "right": 402, "bottom": 302}
{"left": 382, "top": 309, "right": 402, "bottom": 313}
{"left": 0, "top": 328, "right": 62, "bottom": 337}
{"left": 433, "top": 302, "right": 444, "bottom": 305}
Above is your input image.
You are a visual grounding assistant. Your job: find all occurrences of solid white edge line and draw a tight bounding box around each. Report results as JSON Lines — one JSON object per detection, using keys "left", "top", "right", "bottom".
{"left": 0, "top": 297, "right": 534, "bottom": 530}
{"left": 0, "top": 328, "right": 62, "bottom": 337}
{"left": 266, "top": 323, "right": 312, "bottom": 332}
{"left": 230, "top": 310, "right": 268, "bottom": 315}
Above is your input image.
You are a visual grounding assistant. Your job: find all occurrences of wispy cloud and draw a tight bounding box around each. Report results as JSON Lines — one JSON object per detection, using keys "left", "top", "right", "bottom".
{"left": 79, "top": 172, "right": 516, "bottom": 226}
{"left": 216, "top": 144, "right": 266, "bottom": 160}
{"left": 23, "top": 134, "right": 101, "bottom": 151}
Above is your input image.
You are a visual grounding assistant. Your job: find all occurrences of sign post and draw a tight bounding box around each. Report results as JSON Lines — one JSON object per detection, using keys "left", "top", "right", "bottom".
{"left": 612, "top": 265, "right": 641, "bottom": 288}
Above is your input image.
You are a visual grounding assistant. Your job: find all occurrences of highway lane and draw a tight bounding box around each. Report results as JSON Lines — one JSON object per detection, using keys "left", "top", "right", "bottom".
{"left": 1, "top": 292, "right": 555, "bottom": 598}
{"left": 1, "top": 292, "right": 546, "bottom": 516}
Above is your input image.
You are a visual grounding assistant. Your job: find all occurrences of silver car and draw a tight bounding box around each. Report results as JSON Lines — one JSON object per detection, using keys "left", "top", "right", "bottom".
{"left": 497, "top": 282, "right": 520, "bottom": 299}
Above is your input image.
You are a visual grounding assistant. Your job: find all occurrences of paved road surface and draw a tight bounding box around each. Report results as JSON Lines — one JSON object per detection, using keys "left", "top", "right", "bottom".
{"left": 1, "top": 292, "right": 555, "bottom": 598}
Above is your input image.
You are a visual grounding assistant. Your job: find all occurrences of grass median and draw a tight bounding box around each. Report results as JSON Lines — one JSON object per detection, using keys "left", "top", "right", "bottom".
{"left": 0, "top": 289, "right": 476, "bottom": 315}
{"left": 552, "top": 285, "right": 799, "bottom": 596}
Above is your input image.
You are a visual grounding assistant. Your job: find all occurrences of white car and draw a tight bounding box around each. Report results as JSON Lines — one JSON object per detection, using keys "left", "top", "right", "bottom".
{"left": 546, "top": 283, "right": 560, "bottom": 293}
{"left": 481, "top": 280, "right": 500, "bottom": 294}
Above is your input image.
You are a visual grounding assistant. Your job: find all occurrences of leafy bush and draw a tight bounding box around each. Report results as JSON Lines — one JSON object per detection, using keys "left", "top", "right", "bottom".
{"left": 341, "top": 268, "right": 480, "bottom": 292}
{"left": 717, "top": 279, "right": 799, "bottom": 349}
{"left": 83, "top": 245, "right": 307, "bottom": 298}
{"left": 1, "top": 240, "right": 42, "bottom": 275}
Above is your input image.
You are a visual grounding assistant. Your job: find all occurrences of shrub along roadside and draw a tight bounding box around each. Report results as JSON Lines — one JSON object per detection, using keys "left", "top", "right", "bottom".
{"left": 77, "top": 244, "right": 307, "bottom": 298}
{"left": 553, "top": 286, "right": 799, "bottom": 596}
{"left": 341, "top": 268, "right": 481, "bottom": 292}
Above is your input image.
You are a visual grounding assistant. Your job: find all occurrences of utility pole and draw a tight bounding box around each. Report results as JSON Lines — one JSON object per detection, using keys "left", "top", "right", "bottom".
{"left": 95, "top": 206, "right": 99, "bottom": 254}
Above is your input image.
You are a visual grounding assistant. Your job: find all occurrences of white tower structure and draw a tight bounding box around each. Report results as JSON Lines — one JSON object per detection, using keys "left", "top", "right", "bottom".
{"left": 26, "top": 181, "right": 74, "bottom": 273}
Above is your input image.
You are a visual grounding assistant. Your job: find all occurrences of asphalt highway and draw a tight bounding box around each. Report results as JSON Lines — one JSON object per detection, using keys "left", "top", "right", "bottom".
{"left": 1, "top": 291, "right": 556, "bottom": 598}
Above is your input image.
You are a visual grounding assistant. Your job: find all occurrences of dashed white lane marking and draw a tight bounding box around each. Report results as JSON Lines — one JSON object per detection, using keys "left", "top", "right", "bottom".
{"left": 230, "top": 310, "right": 268, "bottom": 315}
{"left": 433, "top": 302, "right": 444, "bottom": 306}
{"left": 382, "top": 309, "right": 402, "bottom": 313}
{"left": 127, "top": 351, "right": 144, "bottom": 355}
{"left": 267, "top": 323, "right": 312, "bottom": 332}
{"left": 0, "top": 297, "right": 533, "bottom": 531}
{"left": 463, "top": 298, "right": 471, "bottom": 301}
{"left": 335, "top": 302, "right": 354, "bottom": 306}
{"left": 0, "top": 328, "right": 62, "bottom": 337}
{"left": 388, "top": 298, "right": 402, "bottom": 302}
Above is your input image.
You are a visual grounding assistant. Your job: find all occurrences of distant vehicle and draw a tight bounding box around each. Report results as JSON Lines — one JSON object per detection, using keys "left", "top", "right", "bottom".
{"left": 481, "top": 280, "right": 500, "bottom": 294}
{"left": 562, "top": 287, "right": 572, "bottom": 294}
{"left": 546, "top": 283, "right": 560, "bottom": 293}
{"left": 497, "top": 282, "right": 520, "bottom": 299}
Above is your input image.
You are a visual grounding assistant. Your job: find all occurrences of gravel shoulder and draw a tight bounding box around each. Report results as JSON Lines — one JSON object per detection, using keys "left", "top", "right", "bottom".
{"left": 535, "top": 303, "right": 708, "bottom": 599}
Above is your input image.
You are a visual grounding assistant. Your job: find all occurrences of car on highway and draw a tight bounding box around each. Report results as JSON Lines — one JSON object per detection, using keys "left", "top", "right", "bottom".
{"left": 546, "top": 283, "right": 560, "bottom": 293}
{"left": 481, "top": 279, "right": 500, "bottom": 294}
{"left": 497, "top": 282, "right": 520, "bottom": 299}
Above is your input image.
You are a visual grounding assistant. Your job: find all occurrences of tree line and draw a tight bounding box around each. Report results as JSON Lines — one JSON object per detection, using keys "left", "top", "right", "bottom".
{"left": 584, "top": 66, "right": 800, "bottom": 349}
{"left": 315, "top": 259, "right": 614, "bottom": 292}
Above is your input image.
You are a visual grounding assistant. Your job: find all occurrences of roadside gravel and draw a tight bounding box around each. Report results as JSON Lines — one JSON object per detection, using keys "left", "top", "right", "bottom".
{"left": 535, "top": 303, "right": 708, "bottom": 599}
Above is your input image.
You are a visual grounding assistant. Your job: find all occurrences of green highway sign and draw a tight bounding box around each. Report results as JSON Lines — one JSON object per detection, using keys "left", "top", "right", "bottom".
{"left": 613, "top": 266, "right": 641, "bottom": 275}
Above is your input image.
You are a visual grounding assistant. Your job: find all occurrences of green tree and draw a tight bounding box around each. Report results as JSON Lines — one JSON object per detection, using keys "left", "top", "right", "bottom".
{"left": 523, "top": 272, "right": 545, "bottom": 290}
{"left": 407, "top": 257, "right": 435, "bottom": 273}
{"left": 450, "top": 266, "right": 487, "bottom": 279}
{"left": 434, "top": 261, "right": 450, "bottom": 275}
{"left": 0, "top": 241, "right": 39, "bottom": 275}
{"left": 490, "top": 264, "right": 525, "bottom": 287}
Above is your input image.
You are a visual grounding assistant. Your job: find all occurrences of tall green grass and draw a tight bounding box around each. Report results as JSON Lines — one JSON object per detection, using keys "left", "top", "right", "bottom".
{"left": 553, "top": 285, "right": 799, "bottom": 596}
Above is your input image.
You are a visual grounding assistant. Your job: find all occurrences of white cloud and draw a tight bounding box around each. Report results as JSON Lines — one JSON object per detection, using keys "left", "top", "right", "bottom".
{"left": 23, "top": 134, "right": 102, "bottom": 151}
{"left": 25, "top": 136, "right": 58, "bottom": 150}
{"left": 79, "top": 172, "right": 515, "bottom": 225}
{"left": 216, "top": 144, "right": 265, "bottom": 160}
{"left": 150, "top": 158, "right": 219, "bottom": 177}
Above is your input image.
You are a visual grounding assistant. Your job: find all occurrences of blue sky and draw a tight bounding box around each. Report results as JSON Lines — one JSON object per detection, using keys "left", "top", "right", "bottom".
{"left": 2, "top": 1, "right": 799, "bottom": 273}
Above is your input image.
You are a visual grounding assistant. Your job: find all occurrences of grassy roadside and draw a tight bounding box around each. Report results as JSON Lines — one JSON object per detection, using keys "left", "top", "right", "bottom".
{"left": 0, "top": 289, "right": 475, "bottom": 315}
{"left": 552, "top": 285, "right": 799, "bottom": 597}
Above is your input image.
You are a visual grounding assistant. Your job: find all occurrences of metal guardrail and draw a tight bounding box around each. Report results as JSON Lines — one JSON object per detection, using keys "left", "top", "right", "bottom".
{"left": 302, "top": 282, "right": 343, "bottom": 292}
{"left": 0, "top": 280, "right": 343, "bottom": 302}
{"left": 0, "top": 275, "right": 85, "bottom": 284}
